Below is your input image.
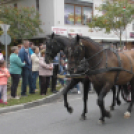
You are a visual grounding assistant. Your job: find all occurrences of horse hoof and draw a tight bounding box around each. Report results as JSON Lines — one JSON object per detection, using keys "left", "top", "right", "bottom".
{"left": 80, "top": 115, "right": 87, "bottom": 120}
{"left": 67, "top": 107, "right": 73, "bottom": 114}
{"left": 117, "top": 100, "right": 121, "bottom": 106}
{"left": 105, "top": 111, "right": 112, "bottom": 118}
{"left": 98, "top": 120, "right": 105, "bottom": 124}
{"left": 110, "top": 106, "right": 114, "bottom": 111}
{"left": 124, "top": 111, "right": 131, "bottom": 119}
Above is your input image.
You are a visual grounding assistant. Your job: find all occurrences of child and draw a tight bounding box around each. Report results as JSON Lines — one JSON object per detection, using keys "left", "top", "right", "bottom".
{"left": 0, "top": 60, "right": 10, "bottom": 104}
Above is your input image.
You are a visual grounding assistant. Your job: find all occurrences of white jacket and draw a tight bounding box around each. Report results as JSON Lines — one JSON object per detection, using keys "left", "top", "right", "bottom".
{"left": 31, "top": 53, "right": 39, "bottom": 71}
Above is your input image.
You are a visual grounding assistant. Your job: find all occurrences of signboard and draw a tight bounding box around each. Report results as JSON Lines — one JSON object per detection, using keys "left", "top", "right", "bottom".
{"left": 52, "top": 27, "right": 68, "bottom": 36}
{"left": 0, "top": 34, "right": 11, "bottom": 45}
{"left": 0, "top": 24, "right": 10, "bottom": 32}
{"left": 130, "top": 32, "right": 134, "bottom": 38}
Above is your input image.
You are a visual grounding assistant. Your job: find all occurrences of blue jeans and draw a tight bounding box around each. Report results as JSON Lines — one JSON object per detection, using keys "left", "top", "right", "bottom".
{"left": 32, "top": 71, "right": 39, "bottom": 91}
{"left": 58, "top": 65, "right": 64, "bottom": 86}
{"left": 74, "top": 84, "right": 80, "bottom": 91}
{"left": 21, "top": 68, "right": 34, "bottom": 95}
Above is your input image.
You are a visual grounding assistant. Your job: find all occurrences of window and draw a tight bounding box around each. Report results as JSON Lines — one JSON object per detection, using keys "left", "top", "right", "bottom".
{"left": 64, "top": 4, "right": 93, "bottom": 25}
{"left": 14, "top": 3, "right": 17, "bottom": 8}
{"left": 36, "top": 0, "right": 39, "bottom": 11}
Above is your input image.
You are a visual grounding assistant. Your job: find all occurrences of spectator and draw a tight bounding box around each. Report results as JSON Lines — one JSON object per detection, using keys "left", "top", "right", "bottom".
{"left": 39, "top": 49, "right": 53, "bottom": 95}
{"left": 0, "top": 49, "right": 4, "bottom": 61}
{"left": 39, "top": 43, "right": 44, "bottom": 51}
{"left": 31, "top": 46, "right": 40, "bottom": 92}
{"left": 0, "top": 60, "right": 10, "bottom": 104}
{"left": 51, "top": 54, "right": 59, "bottom": 93}
{"left": 29, "top": 42, "right": 34, "bottom": 55}
{"left": 10, "top": 46, "right": 25, "bottom": 99}
{"left": 19, "top": 40, "right": 35, "bottom": 96}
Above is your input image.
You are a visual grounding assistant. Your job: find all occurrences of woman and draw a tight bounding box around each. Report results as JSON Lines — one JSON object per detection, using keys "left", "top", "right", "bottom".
{"left": 10, "top": 46, "right": 25, "bottom": 99}
{"left": 31, "top": 46, "right": 40, "bottom": 92}
{"left": 39, "top": 49, "right": 53, "bottom": 95}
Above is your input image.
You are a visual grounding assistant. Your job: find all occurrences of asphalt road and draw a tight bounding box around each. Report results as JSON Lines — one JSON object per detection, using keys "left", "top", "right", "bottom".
{"left": 0, "top": 93, "right": 134, "bottom": 134}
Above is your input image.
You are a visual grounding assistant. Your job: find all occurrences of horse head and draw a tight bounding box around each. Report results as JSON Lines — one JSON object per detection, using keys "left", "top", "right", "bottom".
{"left": 66, "top": 35, "right": 86, "bottom": 73}
{"left": 45, "top": 32, "right": 63, "bottom": 63}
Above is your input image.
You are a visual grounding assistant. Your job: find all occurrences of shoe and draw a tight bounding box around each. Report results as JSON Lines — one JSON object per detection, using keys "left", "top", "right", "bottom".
{"left": 0, "top": 99, "right": 3, "bottom": 103}
{"left": 14, "top": 96, "right": 20, "bottom": 99}
{"left": 3, "top": 102, "right": 8, "bottom": 105}
{"left": 29, "top": 92, "right": 35, "bottom": 95}
{"left": 78, "top": 91, "right": 81, "bottom": 94}
{"left": 52, "top": 90, "right": 58, "bottom": 93}
{"left": 21, "top": 95, "right": 27, "bottom": 97}
{"left": 35, "top": 89, "right": 39, "bottom": 92}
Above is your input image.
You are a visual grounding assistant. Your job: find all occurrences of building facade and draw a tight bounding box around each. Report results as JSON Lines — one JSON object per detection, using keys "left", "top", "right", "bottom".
{"left": 5, "top": 0, "right": 134, "bottom": 47}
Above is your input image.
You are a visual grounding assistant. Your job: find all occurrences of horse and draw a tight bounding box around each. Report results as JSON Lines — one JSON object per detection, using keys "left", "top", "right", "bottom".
{"left": 45, "top": 33, "right": 122, "bottom": 120}
{"left": 65, "top": 35, "right": 134, "bottom": 123}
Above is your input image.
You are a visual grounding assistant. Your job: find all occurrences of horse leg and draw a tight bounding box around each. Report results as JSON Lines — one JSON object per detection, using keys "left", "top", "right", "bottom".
{"left": 110, "top": 85, "right": 116, "bottom": 111}
{"left": 80, "top": 78, "right": 89, "bottom": 120}
{"left": 116, "top": 85, "right": 121, "bottom": 106}
{"left": 124, "top": 78, "right": 134, "bottom": 118}
{"left": 97, "top": 83, "right": 112, "bottom": 124}
{"left": 63, "top": 78, "right": 80, "bottom": 114}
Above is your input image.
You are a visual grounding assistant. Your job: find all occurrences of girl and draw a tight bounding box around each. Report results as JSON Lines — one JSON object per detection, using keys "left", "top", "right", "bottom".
{"left": 0, "top": 60, "right": 10, "bottom": 104}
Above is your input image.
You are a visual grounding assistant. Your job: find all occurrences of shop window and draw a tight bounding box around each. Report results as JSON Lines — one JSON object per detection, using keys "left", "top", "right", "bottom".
{"left": 64, "top": 3, "right": 93, "bottom": 25}
{"left": 64, "top": 4, "right": 74, "bottom": 25}
{"left": 83, "top": 7, "right": 92, "bottom": 25}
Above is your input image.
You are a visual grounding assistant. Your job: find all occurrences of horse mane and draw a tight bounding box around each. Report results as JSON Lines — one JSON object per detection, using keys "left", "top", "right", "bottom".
{"left": 80, "top": 36, "right": 104, "bottom": 47}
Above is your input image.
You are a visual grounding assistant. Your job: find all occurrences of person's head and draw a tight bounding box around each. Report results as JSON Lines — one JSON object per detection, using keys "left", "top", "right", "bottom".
{"left": 29, "top": 42, "right": 34, "bottom": 48}
{"left": 11, "top": 46, "right": 19, "bottom": 54}
{"left": 0, "top": 60, "right": 5, "bottom": 68}
{"left": 32, "top": 46, "right": 39, "bottom": 54}
{"left": 0, "top": 49, "right": 2, "bottom": 53}
{"left": 40, "top": 49, "right": 46, "bottom": 57}
{"left": 39, "top": 43, "right": 43, "bottom": 50}
{"left": 23, "top": 40, "right": 29, "bottom": 49}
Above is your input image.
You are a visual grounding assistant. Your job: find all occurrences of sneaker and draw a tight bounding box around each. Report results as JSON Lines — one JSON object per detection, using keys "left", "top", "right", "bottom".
{"left": 78, "top": 91, "right": 81, "bottom": 94}
{"left": 3, "top": 102, "right": 8, "bottom": 105}
{"left": 0, "top": 99, "right": 3, "bottom": 103}
{"left": 14, "top": 96, "right": 20, "bottom": 99}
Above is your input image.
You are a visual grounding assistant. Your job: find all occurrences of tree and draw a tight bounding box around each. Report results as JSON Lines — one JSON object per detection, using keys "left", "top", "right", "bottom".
{"left": 89, "top": 0, "right": 134, "bottom": 47}
{"left": 0, "top": 4, "right": 43, "bottom": 41}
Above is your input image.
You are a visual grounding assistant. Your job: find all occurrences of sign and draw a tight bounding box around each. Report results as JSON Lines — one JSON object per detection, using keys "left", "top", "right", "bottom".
{"left": 52, "top": 27, "right": 68, "bottom": 36}
{"left": 130, "top": 32, "right": 134, "bottom": 38}
{"left": 0, "top": 24, "right": 10, "bottom": 32}
{"left": 0, "top": 34, "right": 11, "bottom": 45}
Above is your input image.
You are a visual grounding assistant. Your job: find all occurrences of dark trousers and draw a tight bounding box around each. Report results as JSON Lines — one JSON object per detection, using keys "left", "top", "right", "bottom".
{"left": 11, "top": 74, "right": 21, "bottom": 97}
{"left": 51, "top": 64, "right": 59, "bottom": 91}
{"left": 21, "top": 68, "right": 34, "bottom": 95}
{"left": 39, "top": 76, "right": 50, "bottom": 95}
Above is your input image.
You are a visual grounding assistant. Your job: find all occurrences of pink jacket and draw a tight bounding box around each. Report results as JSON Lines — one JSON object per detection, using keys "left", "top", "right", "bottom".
{"left": 0, "top": 67, "right": 10, "bottom": 85}
{"left": 39, "top": 57, "right": 53, "bottom": 76}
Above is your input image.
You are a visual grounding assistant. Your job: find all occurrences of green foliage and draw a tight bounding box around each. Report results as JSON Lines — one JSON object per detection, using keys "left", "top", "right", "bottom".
{"left": 89, "top": 0, "right": 134, "bottom": 43}
{"left": 0, "top": 5, "right": 43, "bottom": 40}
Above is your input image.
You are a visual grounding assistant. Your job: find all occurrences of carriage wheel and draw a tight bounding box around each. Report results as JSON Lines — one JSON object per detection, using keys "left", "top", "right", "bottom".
{"left": 121, "top": 85, "right": 131, "bottom": 103}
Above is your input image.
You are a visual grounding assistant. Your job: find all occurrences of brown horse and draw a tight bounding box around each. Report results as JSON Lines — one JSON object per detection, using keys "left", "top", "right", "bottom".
{"left": 66, "top": 35, "right": 134, "bottom": 123}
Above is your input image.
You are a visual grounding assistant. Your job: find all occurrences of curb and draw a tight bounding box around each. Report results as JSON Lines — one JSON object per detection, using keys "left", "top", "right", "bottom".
{"left": 0, "top": 88, "right": 64, "bottom": 114}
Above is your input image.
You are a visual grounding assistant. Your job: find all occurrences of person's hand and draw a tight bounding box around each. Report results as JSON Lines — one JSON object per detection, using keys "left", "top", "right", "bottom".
{"left": 49, "top": 67, "right": 53, "bottom": 70}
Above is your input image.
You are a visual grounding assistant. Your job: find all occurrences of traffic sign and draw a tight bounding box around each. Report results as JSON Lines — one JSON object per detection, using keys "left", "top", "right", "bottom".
{"left": 0, "top": 34, "right": 11, "bottom": 45}
{"left": 0, "top": 24, "right": 10, "bottom": 32}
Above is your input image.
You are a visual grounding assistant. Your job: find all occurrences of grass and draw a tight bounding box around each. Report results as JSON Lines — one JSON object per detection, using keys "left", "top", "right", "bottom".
{"left": 0, "top": 78, "right": 62, "bottom": 108}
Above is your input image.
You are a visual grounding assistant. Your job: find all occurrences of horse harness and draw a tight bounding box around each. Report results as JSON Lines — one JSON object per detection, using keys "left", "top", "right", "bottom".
{"left": 68, "top": 43, "right": 134, "bottom": 85}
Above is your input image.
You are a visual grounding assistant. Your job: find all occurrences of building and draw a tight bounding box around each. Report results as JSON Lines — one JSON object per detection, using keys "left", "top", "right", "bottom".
{"left": 2, "top": 0, "right": 134, "bottom": 48}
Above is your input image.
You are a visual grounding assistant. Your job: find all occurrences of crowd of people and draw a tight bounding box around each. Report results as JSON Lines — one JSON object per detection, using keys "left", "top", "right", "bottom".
{"left": 0, "top": 40, "right": 80, "bottom": 104}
